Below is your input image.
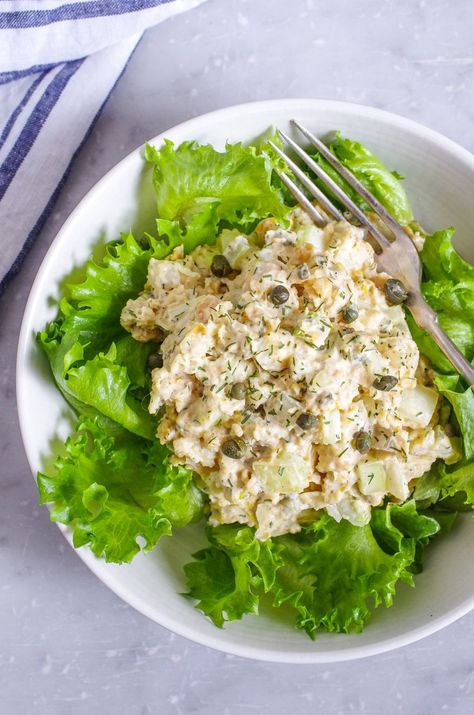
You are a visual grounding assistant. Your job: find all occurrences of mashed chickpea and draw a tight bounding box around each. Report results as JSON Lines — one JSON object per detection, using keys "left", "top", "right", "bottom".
{"left": 121, "top": 209, "right": 454, "bottom": 539}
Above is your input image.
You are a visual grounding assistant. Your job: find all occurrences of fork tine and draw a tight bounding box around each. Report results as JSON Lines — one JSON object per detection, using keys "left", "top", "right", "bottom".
{"left": 278, "top": 129, "right": 392, "bottom": 250}
{"left": 291, "top": 119, "right": 401, "bottom": 235}
{"left": 268, "top": 140, "right": 344, "bottom": 222}
{"left": 273, "top": 169, "right": 326, "bottom": 227}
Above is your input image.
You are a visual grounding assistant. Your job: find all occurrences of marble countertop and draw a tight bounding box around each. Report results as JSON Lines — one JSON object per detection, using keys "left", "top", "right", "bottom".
{"left": 2, "top": 0, "right": 474, "bottom": 712}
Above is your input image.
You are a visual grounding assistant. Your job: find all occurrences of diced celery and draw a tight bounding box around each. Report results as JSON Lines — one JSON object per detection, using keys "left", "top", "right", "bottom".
{"left": 217, "top": 229, "right": 240, "bottom": 253}
{"left": 223, "top": 235, "right": 252, "bottom": 269}
{"left": 265, "top": 393, "right": 301, "bottom": 426}
{"left": 321, "top": 410, "right": 341, "bottom": 445}
{"left": 445, "top": 437, "right": 463, "bottom": 465}
{"left": 434, "top": 426, "right": 463, "bottom": 465}
{"left": 357, "top": 460, "right": 387, "bottom": 495}
{"left": 398, "top": 385, "right": 439, "bottom": 427}
{"left": 191, "top": 245, "right": 217, "bottom": 270}
{"left": 297, "top": 223, "right": 326, "bottom": 252}
{"left": 385, "top": 461, "right": 409, "bottom": 501}
{"left": 327, "top": 496, "right": 371, "bottom": 527}
{"left": 253, "top": 449, "right": 311, "bottom": 495}
{"left": 179, "top": 400, "right": 220, "bottom": 432}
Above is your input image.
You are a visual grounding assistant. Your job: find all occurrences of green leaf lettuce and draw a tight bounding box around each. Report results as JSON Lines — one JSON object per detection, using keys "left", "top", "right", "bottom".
{"left": 145, "top": 139, "right": 288, "bottom": 251}
{"left": 407, "top": 228, "right": 474, "bottom": 372}
{"left": 37, "top": 132, "right": 474, "bottom": 639}
{"left": 312, "top": 132, "right": 413, "bottom": 225}
{"left": 184, "top": 504, "right": 441, "bottom": 637}
{"left": 38, "top": 418, "right": 205, "bottom": 563}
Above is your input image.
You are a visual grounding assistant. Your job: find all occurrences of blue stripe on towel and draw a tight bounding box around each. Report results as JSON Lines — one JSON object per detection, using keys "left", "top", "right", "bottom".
{"left": 0, "top": 71, "right": 49, "bottom": 150}
{"left": 0, "top": 59, "right": 83, "bottom": 202}
{"left": 0, "top": 64, "right": 61, "bottom": 86}
{"left": 0, "top": 41, "right": 139, "bottom": 297}
{"left": 0, "top": 0, "right": 173, "bottom": 29}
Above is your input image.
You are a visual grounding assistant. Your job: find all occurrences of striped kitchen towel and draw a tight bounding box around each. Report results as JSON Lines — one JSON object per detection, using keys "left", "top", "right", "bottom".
{"left": 0, "top": 0, "right": 206, "bottom": 296}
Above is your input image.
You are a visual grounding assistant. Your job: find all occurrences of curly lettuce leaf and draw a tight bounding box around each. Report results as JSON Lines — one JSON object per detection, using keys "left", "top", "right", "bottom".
{"left": 405, "top": 226, "right": 474, "bottom": 511}
{"left": 370, "top": 500, "right": 441, "bottom": 575}
{"left": 39, "top": 232, "right": 166, "bottom": 367}
{"left": 145, "top": 140, "right": 288, "bottom": 250}
{"left": 406, "top": 228, "right": 474, "bottom": 372}
{"left": 38, "top": 233, "right": 169, "bottom": 436}
{"left": 155, "top": 201, "right": 220, "bottom": 254}
{"left": 269, "top": 533, "right": 317, "bottom": 635}
{"left": 184, "top": 524, "right": 280, "bottom": 627}
{"left": 184, "top": 504, "right": 440, "bottom": 637}
{"left": 415, "top": 457, "right": 474, "bottom": 511}
{"left": 434, "top": 375, "right": 474, "bottom": 461}
{"left": 38, "top": 417, "right": 205, "bottom": 563}
{"left": 65, "top": 343, "right": 154, "bottom": 439}
{"left": 440, "top": 462, "right": 473, "bottom": 509}
{"left": 295, "top": 505, "right": 435, "bottom": 635}
{"left": 421, "top": 226, "right": 474, "bottom": 283}
{"left": 312, "top": 132, "right": 413, "bottom": 225}
{"left": 439, "top": 461, "right": 474, "bottom": 507}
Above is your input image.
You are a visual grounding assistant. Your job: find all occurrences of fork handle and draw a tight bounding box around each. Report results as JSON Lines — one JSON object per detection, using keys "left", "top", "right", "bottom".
{"left": 408, "top": 296, "right": 474, "bottom": 386}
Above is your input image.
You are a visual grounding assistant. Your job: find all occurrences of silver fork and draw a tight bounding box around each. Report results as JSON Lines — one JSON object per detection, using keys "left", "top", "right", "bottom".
{"left": 269, "top": 120, "right": 474, "bottom": 386}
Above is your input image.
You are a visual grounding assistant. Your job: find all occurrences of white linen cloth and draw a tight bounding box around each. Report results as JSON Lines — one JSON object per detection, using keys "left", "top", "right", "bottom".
{"left": 0, "top": 0, "right": 205, "bottom": 294}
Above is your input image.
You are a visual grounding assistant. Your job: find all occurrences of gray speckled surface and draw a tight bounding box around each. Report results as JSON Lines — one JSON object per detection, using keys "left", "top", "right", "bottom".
{"left": 2, "top": 0, "right": 474, "bottom": 712}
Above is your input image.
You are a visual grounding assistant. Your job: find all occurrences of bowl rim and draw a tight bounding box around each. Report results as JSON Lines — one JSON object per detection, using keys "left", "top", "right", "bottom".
{"left": 16, "top": 98, "right": 474, "bottom": 663}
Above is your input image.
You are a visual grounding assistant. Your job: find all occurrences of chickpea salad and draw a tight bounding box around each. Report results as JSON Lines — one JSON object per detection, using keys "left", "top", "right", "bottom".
{"left": 39, "top": 133, "right": 474, "bottom": 638}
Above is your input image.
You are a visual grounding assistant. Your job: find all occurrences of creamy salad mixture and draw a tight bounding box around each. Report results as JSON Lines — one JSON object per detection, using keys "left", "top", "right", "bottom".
{"left": 121, "top": 209, "right": 455, "bottom": 539}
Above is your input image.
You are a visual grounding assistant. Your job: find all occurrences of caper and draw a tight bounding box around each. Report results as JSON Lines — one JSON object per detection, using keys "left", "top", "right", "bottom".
{"left": 297, "top": 263, "right": 310, "bottom": 281}
{"left": 147, "top": 352, "right": 163, "bottom": 370}
{"left": 341, "top": 303, "right": 359, "bottom": 323}
{"left": 270, "top": 285, "right": 290, "bottom": 305}
{"left": 230, "top": 382, "right": 246, "bottom": 400}
{"left": 384, "top": 278, "right": 408, "bottom": 305}
{"left": 354, "top": 430, "right": 372, "bottom": 454}
{"left": 296, "top": 412, "right": 317, "bottom": 430}
{"left": 373, "top": 374, "right": 398, "bottom": 391}
{"left": 211, "top": 254, "right": 232, "bottom": 278}
{"left": 221, "top": 438, "right": 245, "bottom": 459}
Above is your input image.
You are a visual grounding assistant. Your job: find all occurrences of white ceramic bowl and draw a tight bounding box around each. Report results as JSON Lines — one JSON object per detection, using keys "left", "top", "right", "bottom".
{"left": 17, "top": 99, "right": 474, "bottom": 663}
